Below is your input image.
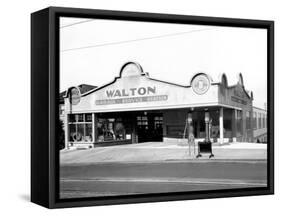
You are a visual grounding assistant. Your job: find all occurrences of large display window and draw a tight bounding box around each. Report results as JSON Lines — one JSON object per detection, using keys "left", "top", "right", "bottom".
{"left": 68, "top": 114, "right": 92, "bottom": 142}
{"left": 96, "top": 117, "right": 131, "bottom": 142}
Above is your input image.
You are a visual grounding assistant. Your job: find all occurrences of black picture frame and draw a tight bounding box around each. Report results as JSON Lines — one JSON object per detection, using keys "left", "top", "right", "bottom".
{"left": 31, "top": 6, "right": 274, "bottom": 209}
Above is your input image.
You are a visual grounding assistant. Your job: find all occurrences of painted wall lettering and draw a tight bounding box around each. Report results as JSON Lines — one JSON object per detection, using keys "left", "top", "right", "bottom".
{"left": 96, "top": 95, "right": 168, "bottom": 105}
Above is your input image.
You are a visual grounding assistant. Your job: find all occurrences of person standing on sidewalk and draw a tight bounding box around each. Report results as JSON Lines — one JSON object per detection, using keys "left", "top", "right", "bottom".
{"left": 188, "top": 125, "right": 195, "bottom": 156}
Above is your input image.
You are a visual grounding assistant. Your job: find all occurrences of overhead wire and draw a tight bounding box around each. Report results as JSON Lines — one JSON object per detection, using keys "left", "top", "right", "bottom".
{"left": 61, "top": 28, "right": 214, "bottom": 52}
{"left": 60, "top": 19, "right": 94, "bottom": 29}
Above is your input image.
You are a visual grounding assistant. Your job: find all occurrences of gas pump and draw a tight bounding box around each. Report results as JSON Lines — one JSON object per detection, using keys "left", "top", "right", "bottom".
{"left": 183, "top": 112, "right": 195, "bottom": 157}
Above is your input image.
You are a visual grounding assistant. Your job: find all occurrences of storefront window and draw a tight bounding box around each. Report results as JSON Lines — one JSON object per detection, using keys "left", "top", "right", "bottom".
{"left": 69, "top": 124, "right": 76, "bottom": 142}
{"left": 210, "top": 110, "right": 219, "bottom": 138}
{"left": 85, "top": 113, "right": 92, "bottom": 122}
{"left": 77, "top": 114, "right": 84, "bottom": 122}
{"left": 223, "top": 109, "right": 233, "bottom": 138}
{"left": 253, "top": 112, "right": 257, "bottom": 129}
{"left": 68, "top": 114, "right": 93, "bottom": 142}
{"left": 137, "top": 116, "right": 148, "bottom": 126}
{"left": 97, "top": 117, "right": 129, "bottom": 142}
{"left": 224, "top": 120, "right": 232, "bottom": 131}
{"left": 246, "top": 111, "right": 251, "bottom": 130}
{"left": 77, "top": 124, "right": 84, "bottom": 140}
{"left": 154, "top": 116, "right": 163, "bottom": 129}
{"left": 85, "top": 124, "right": 92, "bottom": 141}
{"left": 258, "top": 113, "right": 262, "bottom": 129}
{"left": 69, "top": 114, "right": 76, "bottom": 123}
{"left": 236, "top": 110, "right": 242, "bottom": 136}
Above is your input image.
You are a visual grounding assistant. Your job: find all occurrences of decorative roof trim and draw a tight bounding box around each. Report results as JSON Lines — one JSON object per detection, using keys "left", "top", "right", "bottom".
{"left": 65, "top": 62, "right": 252, "bottom": 101}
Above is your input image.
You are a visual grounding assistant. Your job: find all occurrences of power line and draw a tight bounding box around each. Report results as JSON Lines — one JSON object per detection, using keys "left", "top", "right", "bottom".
{"left": 61, "top": 28, "right": 214, "bottom": 52}
{"left": 60, "top": 19, "right": 94, "bottom": 29}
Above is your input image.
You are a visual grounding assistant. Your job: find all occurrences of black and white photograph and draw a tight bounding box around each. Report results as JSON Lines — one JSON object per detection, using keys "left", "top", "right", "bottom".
{"left": 58, "top": 17, "right": 268, "bottom": 199}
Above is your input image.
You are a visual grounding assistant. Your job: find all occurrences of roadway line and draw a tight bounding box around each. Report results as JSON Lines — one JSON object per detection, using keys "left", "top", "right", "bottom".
{"left": 60, "top": 177, "right": 267, "bottom": 187}
{"left": 60, "top": 159, "right": 267, "bottom": 166}
{"left": 87, "top": 146, "right": 267, "bottom": 150}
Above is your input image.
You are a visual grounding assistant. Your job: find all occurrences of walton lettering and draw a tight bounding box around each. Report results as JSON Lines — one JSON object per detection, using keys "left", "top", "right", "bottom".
{"left": 106, "top": 86, "right": 156, "bottom": 98}
{"left": 95, "top": 86, "right": 168, "bottom": 105}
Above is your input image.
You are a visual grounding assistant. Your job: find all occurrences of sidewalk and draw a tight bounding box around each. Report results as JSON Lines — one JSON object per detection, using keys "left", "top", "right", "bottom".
{"left": 60, "top": 142, "right": 267, "bottom": 164}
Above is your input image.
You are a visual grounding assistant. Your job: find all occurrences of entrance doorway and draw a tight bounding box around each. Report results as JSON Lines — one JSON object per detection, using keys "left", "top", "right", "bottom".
{"left": 136, "top": 112, "right": 163, "bottom": 142}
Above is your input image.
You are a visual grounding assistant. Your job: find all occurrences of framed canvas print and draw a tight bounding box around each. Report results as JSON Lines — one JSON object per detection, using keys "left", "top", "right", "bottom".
{"left": 31, "top": 7, "right": 274, "bottom": 208}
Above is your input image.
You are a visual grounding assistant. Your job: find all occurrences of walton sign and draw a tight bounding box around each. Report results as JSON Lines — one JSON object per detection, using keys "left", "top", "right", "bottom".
{"left": 106, "top": 86, "right": 156, "bottom": 98}
{"left": 95, "top": 86, "right": 168, "bottom": 105}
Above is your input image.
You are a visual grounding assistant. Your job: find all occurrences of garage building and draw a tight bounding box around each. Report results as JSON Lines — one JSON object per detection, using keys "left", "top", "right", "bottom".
{"left": 63, "top": 62, "right": 256, "bottom": 148}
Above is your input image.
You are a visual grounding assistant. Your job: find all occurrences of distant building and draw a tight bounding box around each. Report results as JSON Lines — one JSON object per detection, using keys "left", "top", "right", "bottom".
{"left": 62, "top": 62, "right": 267, "bottom": 149}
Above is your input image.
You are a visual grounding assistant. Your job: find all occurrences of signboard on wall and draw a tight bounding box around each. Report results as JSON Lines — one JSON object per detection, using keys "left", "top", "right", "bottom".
{"left": 231, "top": 96, "right": 247, "bottom": 105}
{"left": 95, "top": 86, "right": 168, "bottom": 105}
{"left": 96, "top": 95, "right": 168, "bottom": 105}
{"left": 231, "top": 88, "right": 248, "bottom": 105}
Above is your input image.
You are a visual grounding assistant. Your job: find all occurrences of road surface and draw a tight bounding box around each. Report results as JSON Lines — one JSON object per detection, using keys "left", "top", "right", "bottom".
{"left": 60, "top": 161, "right": 267, "bottom": 199}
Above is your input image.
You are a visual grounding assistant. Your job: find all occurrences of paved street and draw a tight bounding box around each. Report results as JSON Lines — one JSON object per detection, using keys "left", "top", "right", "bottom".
{"left": 60, "top": 161, "right": 267, "bottom": 198}
{"left": 60, "top": 142, "right": 267, "bottom": 198}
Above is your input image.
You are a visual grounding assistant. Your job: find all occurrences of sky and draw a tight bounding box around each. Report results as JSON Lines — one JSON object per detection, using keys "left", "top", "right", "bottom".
{"left": 60, "top": 17, "right": 267, "bottom": 108}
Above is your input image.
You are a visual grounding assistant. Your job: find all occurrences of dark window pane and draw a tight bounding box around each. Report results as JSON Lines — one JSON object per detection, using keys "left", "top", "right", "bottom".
{"left": 77, "top": 114, "right": 84, "bottom": 122}
{"left": 236, "top": 110, "right": 242, "bottom": 135}
{"left": 77, "top": 124, "right": 84, "bottom": 141}
{"left": 69, "top": 114, "right": 76, "bottom": 123}
{"left": 85, "top": 114, "right": 92, "bottom": 122}
{"left": 69, "top": 124, "right": 76, "bottom": 141}
{"left": 115, "top": 122, "right": 125, "bottom": 140}
{"left": 85, "top": 124, "right": 92, "bottom": 141}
